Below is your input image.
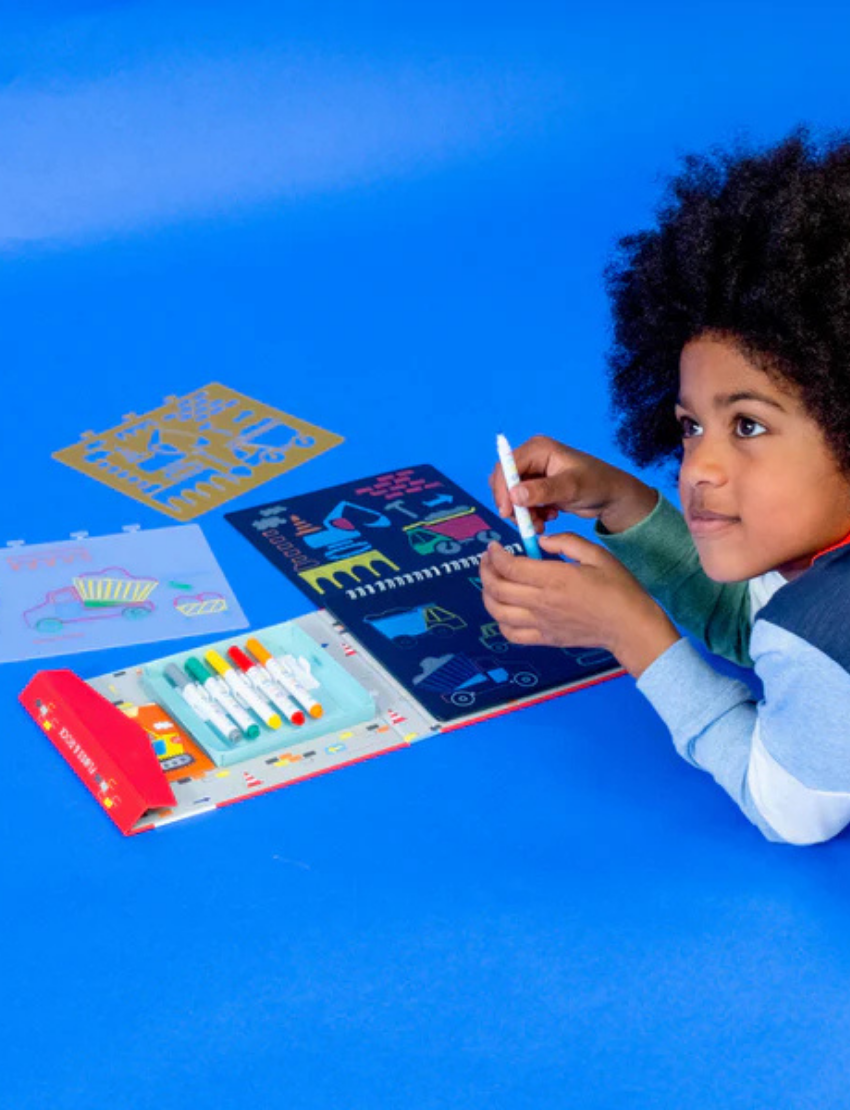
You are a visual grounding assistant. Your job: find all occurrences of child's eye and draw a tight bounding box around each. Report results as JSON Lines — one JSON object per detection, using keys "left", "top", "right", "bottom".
{"left": 678, "top": 415, "right": 702, "bottom": 438}
{"left": 735, "top": 416, "right": 767, "bottom": 438}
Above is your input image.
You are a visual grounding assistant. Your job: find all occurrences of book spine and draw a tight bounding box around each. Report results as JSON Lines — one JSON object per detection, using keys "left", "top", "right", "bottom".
{"left": 342, "top": 543, "right": 523, "bottom": 600}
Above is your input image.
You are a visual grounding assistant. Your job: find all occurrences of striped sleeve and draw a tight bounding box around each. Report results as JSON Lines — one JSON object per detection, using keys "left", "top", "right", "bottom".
{"left": 636, "top": 622, "right": 850, "bottom": 846}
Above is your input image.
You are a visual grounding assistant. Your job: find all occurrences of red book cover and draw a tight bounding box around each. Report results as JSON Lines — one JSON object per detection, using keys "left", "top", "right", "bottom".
{"left": 20, "top": 670, "right": 176, "bottom": 835}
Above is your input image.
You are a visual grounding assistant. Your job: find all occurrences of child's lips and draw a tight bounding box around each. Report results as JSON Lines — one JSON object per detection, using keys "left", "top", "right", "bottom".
{"left": 687, "top": 509, "right": 741, "bottom": 536}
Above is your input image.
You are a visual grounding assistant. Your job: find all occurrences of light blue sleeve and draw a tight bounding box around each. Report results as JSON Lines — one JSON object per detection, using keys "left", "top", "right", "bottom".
{"left": 637, "top": 628, "right": 850, "bottom": 845}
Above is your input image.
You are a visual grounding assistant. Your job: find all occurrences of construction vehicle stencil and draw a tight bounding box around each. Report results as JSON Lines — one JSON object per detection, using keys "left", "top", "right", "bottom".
{"left": 413, "top": 653, "right": 539, "bottom": 708}
{"left": 228, "top": 418, "right": 315, "bottom": 467}
{"left": 364, "top": 604, "right": 466, "bottom": 647}
{"left": 403, "top": 506, "right": 501, "bottom": 556}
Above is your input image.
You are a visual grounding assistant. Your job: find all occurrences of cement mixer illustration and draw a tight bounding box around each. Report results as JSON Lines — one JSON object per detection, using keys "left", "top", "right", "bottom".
{"left": 412, "top": 652, "right": 539, "bottom": 708}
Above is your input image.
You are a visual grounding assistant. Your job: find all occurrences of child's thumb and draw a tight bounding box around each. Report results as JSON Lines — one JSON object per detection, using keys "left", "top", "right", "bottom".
{"left": 539, "top": 532, "right": 605, "bottom": 565}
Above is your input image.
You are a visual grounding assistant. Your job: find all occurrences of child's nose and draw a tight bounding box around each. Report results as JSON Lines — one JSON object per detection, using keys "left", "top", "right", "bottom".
{"left": 680, "top": 436, "right": 728, "bottom": 487}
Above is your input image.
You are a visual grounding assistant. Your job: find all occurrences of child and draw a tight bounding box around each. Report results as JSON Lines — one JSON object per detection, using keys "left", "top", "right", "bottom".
{"left": 482, "top": 129, "right": 850, "bottom": 846}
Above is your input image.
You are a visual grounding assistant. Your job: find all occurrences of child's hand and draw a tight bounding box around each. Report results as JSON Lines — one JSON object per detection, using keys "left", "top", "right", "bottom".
{"left": 488, "top": 435, "right": 658, "bottom": 534}
{"left": 480, "top": 534, "right": 681, "bottom": 678}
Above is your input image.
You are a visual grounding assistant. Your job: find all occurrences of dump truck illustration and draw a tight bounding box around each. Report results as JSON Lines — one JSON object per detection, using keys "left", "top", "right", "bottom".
{"left": 412, "top": 653, "right": 539, "bottom": 708}
{"left": 363, "top": 604, "right": 465, "bottom": 646}
{"left": 72, "top": 567, "right": 158, "bottom": 605}
{"left": 24, "top": 570, "right": 156, "bottom": 633}
{"left": 403, "top": 507, "right": 501, "bottom": 556}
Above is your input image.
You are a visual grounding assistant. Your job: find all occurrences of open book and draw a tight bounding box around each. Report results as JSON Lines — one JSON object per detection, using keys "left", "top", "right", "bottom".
{"left": 226, "top": 464, "right": 622, "bottom": 726}
{"left": 18, "top": 465, "right": 625, "bottom": 835}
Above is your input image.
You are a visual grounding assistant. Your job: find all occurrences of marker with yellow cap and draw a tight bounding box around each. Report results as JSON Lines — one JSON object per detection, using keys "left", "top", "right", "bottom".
{"left": 246, "top": 637, "right": 324, "bottom": 720}
{"left": 185, "top": 656, "right": 260, "bottom": 740}
{"left": 227, "top": 644, "right": 306, "bottom": 727}
{"left": 205, "top": 649, "right": 282, "bottom": 731}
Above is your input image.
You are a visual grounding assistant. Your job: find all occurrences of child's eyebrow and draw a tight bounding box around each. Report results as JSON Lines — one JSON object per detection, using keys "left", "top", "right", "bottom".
{"left": 718, "top": 390, "right": 787, "bottom": 411}
{"left": 676, "top": 390, "right": 788, "bottom": 412}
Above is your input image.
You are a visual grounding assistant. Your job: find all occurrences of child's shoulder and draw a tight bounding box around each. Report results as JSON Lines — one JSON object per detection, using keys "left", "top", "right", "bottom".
{"left": 758, "top": 544, "right": 850, "bottom": 670}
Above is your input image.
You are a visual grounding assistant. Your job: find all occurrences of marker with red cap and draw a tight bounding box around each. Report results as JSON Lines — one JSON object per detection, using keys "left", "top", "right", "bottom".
{"left": 227, "top": 644, "right": 306, "bottom": 726}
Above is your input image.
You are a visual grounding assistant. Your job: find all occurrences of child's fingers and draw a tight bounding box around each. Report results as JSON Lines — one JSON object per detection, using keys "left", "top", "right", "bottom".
{"left": 480, "top": 544, "right": 544, "bottom": 606}
{"left": 511, "top": 473, "right": 577, "bottom": 511}
{"left": 489, "top": 622, "right": 546, "bottom": 647}
{"left": 540, "top": 532, "right": 611, "bottom": 567}
{"left": 488, "top": 463, "right": 513, "bottom": 517}
{"left": 481, "top": 590, "right": 538, "bottom": 635}
{"left": 484, "top": 541, "right": 556, "bottom": 587}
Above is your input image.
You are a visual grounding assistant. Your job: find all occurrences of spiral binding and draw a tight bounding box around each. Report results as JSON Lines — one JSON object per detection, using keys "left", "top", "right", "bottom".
{"left": 343, "top": 543, "right": 522, "bottom": 600}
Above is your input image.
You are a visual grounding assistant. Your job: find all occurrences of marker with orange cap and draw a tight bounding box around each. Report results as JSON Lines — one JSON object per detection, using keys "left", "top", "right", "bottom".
{"left": 227, "top": 644, "right": 306, "bottom": 727}
{"left": 205, "top": 649, "right": 283, "bottom": 731}
{"left": 246, "top": 637, "right": 324, "bottom": 720}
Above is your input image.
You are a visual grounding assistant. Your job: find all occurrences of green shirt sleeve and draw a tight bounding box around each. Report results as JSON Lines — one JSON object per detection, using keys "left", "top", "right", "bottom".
{"left": 595, "top": 493, "right": 753, "bottom": 667}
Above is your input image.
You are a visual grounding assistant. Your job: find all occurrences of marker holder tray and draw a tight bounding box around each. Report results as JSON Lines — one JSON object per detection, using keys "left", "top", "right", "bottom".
{"left": 141, "top": 622, "right": 375, "bottom": 768}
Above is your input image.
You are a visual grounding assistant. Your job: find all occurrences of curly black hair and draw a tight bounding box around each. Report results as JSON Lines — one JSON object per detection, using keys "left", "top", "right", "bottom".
{"left": 604, "top": 127, "right": 850, "bottom": 475}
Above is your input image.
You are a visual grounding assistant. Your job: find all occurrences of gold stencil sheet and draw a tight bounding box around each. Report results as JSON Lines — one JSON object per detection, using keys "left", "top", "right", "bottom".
{"left": 53, "top": 383, "right": 344, "bottom": 521}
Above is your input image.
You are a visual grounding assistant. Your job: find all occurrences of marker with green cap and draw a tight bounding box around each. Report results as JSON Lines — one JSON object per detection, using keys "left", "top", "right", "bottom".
{"left": 164, "top": 662, "right": 240, "bottom": 744}
{"left": 185, "top": 656, "right": 260, "bottom": 740}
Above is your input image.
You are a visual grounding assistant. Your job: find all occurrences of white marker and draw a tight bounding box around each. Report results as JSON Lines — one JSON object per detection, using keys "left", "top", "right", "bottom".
{"left": 246, "top": 638, "right": 324, "bottom": 720}
{"left": 163, "top": 662, "right": 240, "bottom": 744}
{"left": 277, "top": 653, "right": 324, "bottom": 719}
{"left": 185, "top": 656, "right": 260, "bottom": 740}
{"left": 228, "top": 645, "right": 307, "bottom": 726}
{"left": 496, "top": 433, "right": 542, "bottom": 559}
{"left": 205, "top": 650, "right": 282, "bottom": 731}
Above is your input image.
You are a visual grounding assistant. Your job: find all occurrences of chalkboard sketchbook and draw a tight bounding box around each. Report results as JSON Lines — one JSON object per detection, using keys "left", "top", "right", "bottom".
{"left": 226, "top": 465, "right": 623, "bottom": 725}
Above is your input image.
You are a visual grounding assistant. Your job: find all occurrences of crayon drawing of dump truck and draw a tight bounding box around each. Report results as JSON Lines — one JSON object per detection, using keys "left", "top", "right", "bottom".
{"left": 24, "top": 567, "right": 157, "bottom": 633}
{"left": 413, "top": 653, "right": 539, "bottom": 708}
{"left": 363, "top": 604, "right": 465, "bottom": 647}
{"left": 403, "top": 507, "right": 501, "bottom": 557}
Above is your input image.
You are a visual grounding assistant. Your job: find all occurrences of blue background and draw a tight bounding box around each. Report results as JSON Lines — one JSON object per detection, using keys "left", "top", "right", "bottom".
{"left": 3, "top": 3, "right": 850, "bottom": 1108}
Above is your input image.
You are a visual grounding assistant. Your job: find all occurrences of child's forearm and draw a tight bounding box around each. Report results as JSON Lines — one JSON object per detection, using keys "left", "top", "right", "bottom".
{"left": 609, "top": 598, "right": 681, "bottom": 679}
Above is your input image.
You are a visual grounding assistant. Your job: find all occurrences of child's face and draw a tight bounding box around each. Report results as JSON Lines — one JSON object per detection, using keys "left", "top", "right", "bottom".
{"left": 676, "top": 335, "right": 850, "bottom": 582}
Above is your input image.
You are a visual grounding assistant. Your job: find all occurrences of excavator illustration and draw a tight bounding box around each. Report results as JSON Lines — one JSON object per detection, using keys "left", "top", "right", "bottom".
{"left": 302, "top": 500, "right": 392, "bottom": 562}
